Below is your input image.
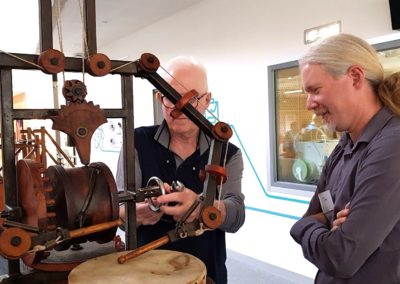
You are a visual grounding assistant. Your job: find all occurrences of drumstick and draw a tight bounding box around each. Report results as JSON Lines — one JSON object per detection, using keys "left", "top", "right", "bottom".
{"left": 69, "top": 219, "right": 122, "bottom": 239}
{"left": 117, "top": 235, "right": 170, "bottom": 264}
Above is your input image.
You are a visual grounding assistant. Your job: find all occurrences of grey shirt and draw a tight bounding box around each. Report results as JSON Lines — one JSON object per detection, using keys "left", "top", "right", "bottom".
{"left": 116, "top": 121, "right": 245, "bottom": 233}
{"left": 291, "top": 107, "right": 400, "bottom": 283}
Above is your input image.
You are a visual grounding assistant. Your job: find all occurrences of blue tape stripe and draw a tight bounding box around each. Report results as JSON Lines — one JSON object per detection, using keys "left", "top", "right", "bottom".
{"left": 246, "top": 206, "right": 300, "bottom": 220}
{"left": 231, "top": 124, "right": 309, "bottom": 204}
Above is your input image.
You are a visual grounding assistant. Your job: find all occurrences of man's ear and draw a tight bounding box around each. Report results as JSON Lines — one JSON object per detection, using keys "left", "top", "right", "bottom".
{"left": 155, "top": 90, "right": 162, "bottom": 102}
{"left": 205, "top": 92, "right": 212, "bottom": 104}
{"left": 348, "top": 65, "right": 365, "bottom": 89}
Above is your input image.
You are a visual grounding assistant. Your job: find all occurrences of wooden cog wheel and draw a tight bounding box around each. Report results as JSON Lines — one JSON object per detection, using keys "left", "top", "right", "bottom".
{"left": 201, "top": 206, "right": 222, "bottom": 229}
{"left": 17, "top": 159, "right": 56, "bottom": 233}
{"left": 0, "top": 227, "right": 31, "bottom": 259}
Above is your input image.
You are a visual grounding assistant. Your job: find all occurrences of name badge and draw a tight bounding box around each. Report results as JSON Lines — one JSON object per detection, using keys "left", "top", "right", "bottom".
{"left": 318, "top": 190, "right": 334, "bottom": 213}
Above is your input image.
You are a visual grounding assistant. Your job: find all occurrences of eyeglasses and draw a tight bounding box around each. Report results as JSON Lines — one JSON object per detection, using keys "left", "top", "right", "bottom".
{"left": 160, "top": 92, "right": 208, "bottom": 109}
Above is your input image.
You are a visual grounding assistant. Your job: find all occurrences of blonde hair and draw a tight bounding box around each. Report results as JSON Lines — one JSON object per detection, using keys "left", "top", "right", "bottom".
{"left": 377, "top": 72, "right": 400, "bottom": 115}
{"left": 300, "top": 33, "right": 400, "bottom": 116}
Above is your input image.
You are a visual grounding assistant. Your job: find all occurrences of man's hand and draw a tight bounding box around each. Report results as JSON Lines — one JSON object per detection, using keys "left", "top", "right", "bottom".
{"left": 311, "top": 212, "right": 329, "bottom": 225}
{"left": 119, "top": 202, "right": 163, "bottom": 227}
{"left": 135, "top": 202, "right": 163, "bottom": 226}
{"left": 157, "top": 185, "right": 200, "bottom": 222}
{"left": 331, "top": 203, "right": 350, "bottom": 231}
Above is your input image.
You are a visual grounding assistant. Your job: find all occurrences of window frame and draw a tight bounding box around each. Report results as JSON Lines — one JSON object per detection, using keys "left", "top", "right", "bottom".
{"left": 268, "top": 38, "right": 400, "bottom": 194}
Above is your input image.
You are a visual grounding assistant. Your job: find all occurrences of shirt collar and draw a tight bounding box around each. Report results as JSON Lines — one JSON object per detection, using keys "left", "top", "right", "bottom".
{"left": 339, "top": 106, "right": 393, "bottom": 150}
{"left": 154, "top": 120, "right": 211, "bottom": 155}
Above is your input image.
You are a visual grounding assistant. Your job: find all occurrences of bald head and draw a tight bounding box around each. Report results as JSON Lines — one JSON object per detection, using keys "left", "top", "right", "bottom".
{"left": 163, "top": 56, "right": 209, "bottom": 95}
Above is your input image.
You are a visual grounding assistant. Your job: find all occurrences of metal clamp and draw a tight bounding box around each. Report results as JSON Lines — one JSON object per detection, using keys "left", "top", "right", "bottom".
{"left": 146, "top": 176, "right": 165, "bottom": 212}
{"left": 172, "top": 180, "right": 185, "bottom": 192}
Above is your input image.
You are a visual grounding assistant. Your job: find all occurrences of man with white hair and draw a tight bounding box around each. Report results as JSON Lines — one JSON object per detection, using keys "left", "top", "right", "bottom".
{"left": 117, "top": 56, "right": 245, "bottom": 284}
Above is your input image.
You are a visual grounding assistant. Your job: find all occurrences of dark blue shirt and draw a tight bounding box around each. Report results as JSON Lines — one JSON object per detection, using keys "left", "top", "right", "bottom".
{"left": 118, "top": 123, "right": 245, "bottom": 284}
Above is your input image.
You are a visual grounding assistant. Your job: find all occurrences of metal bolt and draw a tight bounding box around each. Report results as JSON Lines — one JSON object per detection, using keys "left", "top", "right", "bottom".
{"left": 77, "top": 127, "right": 87, "bottom": 137}
{"left": 50, "top": 58, "right": 59, "bottom": 65}
{"left": 73, "top": 87, "right": 83, "bottom": 96}
{"left": 209, "top": 213, "right": 217, "bottom": 220}
{"left": 97, "top": 61, "right": 105, "bottom": 69}
{"left": 11, "top": 236, "right": 21, "bottom": 247}
{"left": 147, "top": 56, "right": 155, "bottom": 64}
{"left": 70, "top": 244, "right": 83, "bottom": 251}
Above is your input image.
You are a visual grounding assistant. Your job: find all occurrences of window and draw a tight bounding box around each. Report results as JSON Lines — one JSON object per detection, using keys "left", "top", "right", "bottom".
{"left": 269, "top": 39, "right": 400, "bottom": 192}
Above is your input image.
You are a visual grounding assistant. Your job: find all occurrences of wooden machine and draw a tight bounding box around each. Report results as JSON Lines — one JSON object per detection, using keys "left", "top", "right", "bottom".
{"left": 0, "top": 1, "right": 233, "bottom": 283}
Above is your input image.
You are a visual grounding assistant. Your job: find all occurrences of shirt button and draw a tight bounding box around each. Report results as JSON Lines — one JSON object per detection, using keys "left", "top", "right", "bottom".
{"left": 166, "top": 160, "right": 170, "bottom": 163}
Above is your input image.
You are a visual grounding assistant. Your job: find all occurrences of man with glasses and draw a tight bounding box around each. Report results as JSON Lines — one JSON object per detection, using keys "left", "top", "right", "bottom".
{"left": 116, "top": 56, "right": 245, "bottom": 284}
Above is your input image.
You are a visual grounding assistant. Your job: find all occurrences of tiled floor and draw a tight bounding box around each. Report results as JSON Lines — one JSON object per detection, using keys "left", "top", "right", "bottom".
{"left": 226, "top": 249, "right": 313, "bottom": 284}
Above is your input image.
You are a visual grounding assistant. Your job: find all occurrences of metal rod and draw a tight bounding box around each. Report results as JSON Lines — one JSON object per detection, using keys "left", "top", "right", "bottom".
{"left": 136, "top": 70, "right": 216, "bottom": 139}
{"left": 3, "top": 220, "right": 40, "bottom": 233}
{"left": 84, "top": 0, "right": 97, "bottom": 55}
{"left": 0, "top": 53, "right": 137, "bottom": 75}
{"left": 38, "top": 0, "right": 53, "bottom": 52}
{"left": 1, "top": 69, "right": 17, "bottom": 207}
{"left": 121, "top": 75, "right": 137, "bottom": 250}
{"left": 202, "top": 140, "right": 225, "bottom": 207}
{"left": 11, "top": 108, "right": 129, "bottom": 120}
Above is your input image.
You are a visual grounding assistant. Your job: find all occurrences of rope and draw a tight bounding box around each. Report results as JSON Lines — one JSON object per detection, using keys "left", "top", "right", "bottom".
{"left": 75, "top": 166, "right": 100, "bottom": 228}
{"left": 110, "top": 60, "right": 221, "bottom": 124}
{"left": 159, "top": 65, "right": 220, "bottom": 123}
{"left": 77, "top": 0, "right": 89, "bottom": 83}
{"left": 0, "top": 49, "right": 43, "bottom": 70}
{"left": 109, "top": 61, "right": 135, "bottom": 73}
{"left": 159, "top": 65, "right": 189, "bottom": 93}
{"left": 54, "top": 0, "right": 65, "bottom": 82}
{"left": 216, "top": 142, "right": 229, "bottom": 210}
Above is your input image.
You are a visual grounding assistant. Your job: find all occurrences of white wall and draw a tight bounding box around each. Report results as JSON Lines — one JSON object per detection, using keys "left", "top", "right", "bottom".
{"left": 99, "top": 0, "right": 400, "bottom": 278}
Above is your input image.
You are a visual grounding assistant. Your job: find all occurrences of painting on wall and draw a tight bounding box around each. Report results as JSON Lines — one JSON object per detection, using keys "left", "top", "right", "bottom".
{"left": 92, "top": 119, "right": 123, "bottom": 153}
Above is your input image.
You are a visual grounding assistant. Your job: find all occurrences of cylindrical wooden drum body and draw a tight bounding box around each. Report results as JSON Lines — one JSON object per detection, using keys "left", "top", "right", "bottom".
{"left": 16, "top": 159, "right": 119, "bottom": 271}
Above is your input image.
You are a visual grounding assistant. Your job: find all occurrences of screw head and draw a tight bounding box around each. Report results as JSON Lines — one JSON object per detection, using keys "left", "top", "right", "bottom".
{"left": 209, "top": 213, "right": 217, "bottom": 220}
{"left": 50, "top": 58, "right": 59, "bottom": 65}
{"left": 11, "top": 236, "right": 22, "bottom": 247}
{"left": 97, "top": 61, "right": 106, "bottom": 69}
{"left": 77, "top": 127, "right": 88, "bottom": 137}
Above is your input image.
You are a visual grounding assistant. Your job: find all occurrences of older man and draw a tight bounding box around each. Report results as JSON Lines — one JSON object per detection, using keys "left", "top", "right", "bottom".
{"left": 116, "top": 56, "right": 245, "bottom": 284}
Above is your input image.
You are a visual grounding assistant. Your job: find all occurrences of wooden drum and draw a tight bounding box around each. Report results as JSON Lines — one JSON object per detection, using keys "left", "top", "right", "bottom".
{"left": 68, "top": 250, "right": 206, "bottom": 284}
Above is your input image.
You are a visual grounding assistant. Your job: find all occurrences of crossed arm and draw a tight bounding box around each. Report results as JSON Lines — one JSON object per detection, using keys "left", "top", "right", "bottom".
{"left": 291, "top": 137, "right": 400, "bottom": 278}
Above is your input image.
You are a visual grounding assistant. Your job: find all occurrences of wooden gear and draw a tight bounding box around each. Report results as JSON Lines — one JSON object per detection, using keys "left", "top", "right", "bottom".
{"left": 37, "top": 48, "right": 65, "bottom": 74}
{"left": 85, "top": 53, "right": 112, "bottom": 76}
{"left": 51, "top": 102, "right": 107, "bottom": 166}
{"left": 171, "top": 89, "right": 199, "bottom": 118}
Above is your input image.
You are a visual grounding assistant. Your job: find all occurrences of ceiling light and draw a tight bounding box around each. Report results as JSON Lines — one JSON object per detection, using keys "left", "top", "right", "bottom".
{"left": 304, "top": 21, "right": 341, "bottom": 45}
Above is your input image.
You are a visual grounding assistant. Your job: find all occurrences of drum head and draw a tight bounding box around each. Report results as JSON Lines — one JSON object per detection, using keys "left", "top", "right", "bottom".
{"left": 68, "top": 249, "right": 206, "bottom": 284}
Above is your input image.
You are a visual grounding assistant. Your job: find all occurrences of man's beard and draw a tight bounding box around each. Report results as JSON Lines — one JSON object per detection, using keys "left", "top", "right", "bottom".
{"left": 322, "top": 121, "right": 337, "bottom": 137}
